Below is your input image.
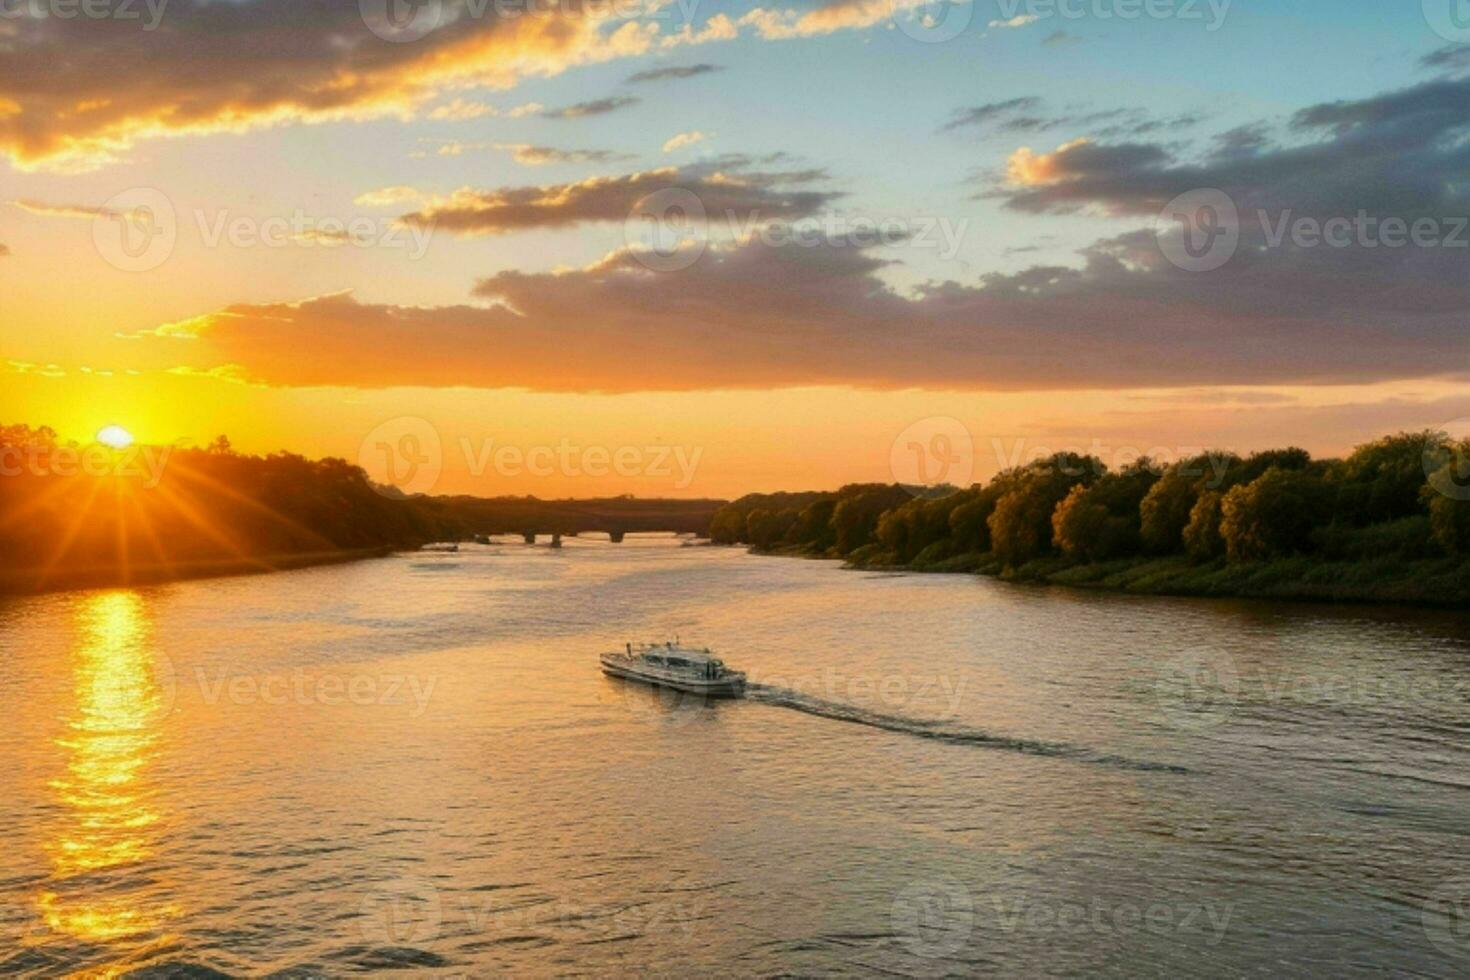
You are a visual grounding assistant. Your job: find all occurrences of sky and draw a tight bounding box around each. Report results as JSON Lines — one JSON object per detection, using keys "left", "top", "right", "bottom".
{"left": 1, "top": 0, "right": 1468, "bottom": 498}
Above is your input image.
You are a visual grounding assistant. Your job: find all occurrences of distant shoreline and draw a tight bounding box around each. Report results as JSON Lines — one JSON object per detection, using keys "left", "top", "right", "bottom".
{"left": 0, "top": 547, "right": 395, "bottom": 597}
{"left": 747, "top": 546, "right": 1470, "bottom": 609}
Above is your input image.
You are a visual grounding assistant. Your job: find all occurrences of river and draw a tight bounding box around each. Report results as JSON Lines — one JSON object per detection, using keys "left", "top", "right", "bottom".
{"left": 1, "top": 536, "right": 1467, "bottom": 976}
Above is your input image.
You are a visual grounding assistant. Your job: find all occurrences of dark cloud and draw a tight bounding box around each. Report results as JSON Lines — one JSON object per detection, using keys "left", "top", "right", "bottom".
{"left": 625, "top": 63, "right": 723, "bottom": 83}
{"left": 941, "top": 97, "right": 1043, "bottom": 132}
{"left": 1212, "top": 123, "right": 1272, "bottom": 159}
{"left": 1420, "top": 44, "right": 1470, "bottom": 73}
{"left": 398, "top": 162, "right": 839, "bottom": 235}
{"left": 944, "top": 98, "right": 1203, "bottom": 138}
{"left": 998, "top": 75, "right": 1470, "bottom": 219}
{"left": 138, "top": 221, "right": 1468, "bottom": 394}
{"left": 542, "top": 96, "right": 641, "bottom": 119}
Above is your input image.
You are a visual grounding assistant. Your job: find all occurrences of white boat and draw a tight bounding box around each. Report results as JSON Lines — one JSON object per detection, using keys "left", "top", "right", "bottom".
{"left": 600, "top": 642, "right": 746, "bottom": 698}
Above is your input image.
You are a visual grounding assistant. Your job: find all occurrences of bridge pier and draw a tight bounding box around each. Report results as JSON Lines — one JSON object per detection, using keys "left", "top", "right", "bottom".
{"left": 550, "top": 533, "right": 562, "bottom": 549}
{"left": 523, "top": 531, "right": 536, "bottom": 544}
{"left": 608, "top": 530, "right": 626, "bottom": 543}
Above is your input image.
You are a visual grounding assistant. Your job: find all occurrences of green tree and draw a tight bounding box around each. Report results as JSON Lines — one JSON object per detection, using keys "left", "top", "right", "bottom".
{"left": 988, "top": 453, "right": 1102, "bottom": 566}
{"left": 1219, "top": 466, "right": 1332, "bottom": 562}
{"left": 1334, "top": 431, "right": 1442, "bottom": 524}
{"left": 1139, "top": 452, "right": 1238, "bottom": 553}
{"left": 1051, "top": 485, "right": 1111, "bottom": 561}
{"left": 1425, "top": 438, "right": 1470, "bottom": 554}
{"left": 1183, "top": 490, "right": 1224, "bottom": 560}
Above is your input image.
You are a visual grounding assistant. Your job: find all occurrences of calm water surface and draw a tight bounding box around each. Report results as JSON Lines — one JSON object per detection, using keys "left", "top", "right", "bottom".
{"left": 1, "top": 537, "right": 1468, "bottom": 976}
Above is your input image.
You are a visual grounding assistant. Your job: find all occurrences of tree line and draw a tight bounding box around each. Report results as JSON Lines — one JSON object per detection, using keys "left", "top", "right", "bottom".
{"left": 0, "top": 423, "right": 716, "bottom": 589}
{"left": 708, "top": 431, "right": 1470, "bottom": 572}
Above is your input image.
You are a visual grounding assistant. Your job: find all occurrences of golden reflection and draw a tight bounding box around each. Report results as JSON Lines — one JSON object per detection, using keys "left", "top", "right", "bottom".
{"left": 37, "top": 590, "right": 178, "bottom": 943}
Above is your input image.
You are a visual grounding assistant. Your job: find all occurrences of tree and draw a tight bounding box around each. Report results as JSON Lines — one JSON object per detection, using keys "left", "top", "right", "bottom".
{"left": 1139, "top": 452, "right": 1238, "bottom": 553}
{"left": 746, "top": 508, "right": 797, "bottom": 550}
{"left": 1183, "top": 490, "right": 1224, "bottom": 560}
{"left": 946, "top": 487, "right": 997, "bottom": 554}
{"left": 988, "top": 453, "right": 1102, "bottom": 566}
{"left": 1334, "top": 431, "right": 1441, "bottom": 525}
{"left": 792, "top": 498, "right": 837, "bottom": 553}
{"left": 832, "top": 485, "right": 911, "bottom": 555}
{"left": 708, "top": 505, "right": 747, "bottom": 544}
{"left": 1219, "top": 467, "right": 1332, "bottom": 562}
{"left": 1425, "top": 439, "right": 1470, "bottom": 554}
{"left": 1051, "top": 485, "right": 1111, "bottom": 561}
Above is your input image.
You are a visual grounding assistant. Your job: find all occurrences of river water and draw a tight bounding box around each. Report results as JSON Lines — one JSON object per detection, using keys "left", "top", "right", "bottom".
{"left": 1, "top": 537, "right": 1467, "bottom": 976}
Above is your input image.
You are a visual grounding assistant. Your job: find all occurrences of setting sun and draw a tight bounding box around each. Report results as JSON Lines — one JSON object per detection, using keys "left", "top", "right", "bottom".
{"left": 96, "top": 425, "right": 134, "bottom": 450}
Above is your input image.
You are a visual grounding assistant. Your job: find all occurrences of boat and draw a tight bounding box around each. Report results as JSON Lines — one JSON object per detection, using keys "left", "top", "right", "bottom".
{"left": 600, "top": 641, "right": 747, "bottom": 698}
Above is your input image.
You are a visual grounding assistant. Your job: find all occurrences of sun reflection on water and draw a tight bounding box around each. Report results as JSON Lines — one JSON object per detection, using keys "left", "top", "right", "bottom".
{"left": 37, "top": 590, "right": 178, "bottom": 944}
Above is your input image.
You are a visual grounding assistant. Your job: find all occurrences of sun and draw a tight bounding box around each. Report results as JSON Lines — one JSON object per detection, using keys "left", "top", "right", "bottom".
{"left": 96, "top": 425, "right": 135, "bottom": 450}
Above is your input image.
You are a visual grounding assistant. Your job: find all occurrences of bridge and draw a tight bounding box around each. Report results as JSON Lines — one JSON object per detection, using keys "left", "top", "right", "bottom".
{"left": 427, "top": 496, "right": 722, "bottom": 546}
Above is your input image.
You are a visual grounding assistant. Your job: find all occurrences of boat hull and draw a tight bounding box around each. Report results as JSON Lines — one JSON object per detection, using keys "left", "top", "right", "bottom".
{"left": 600, "top": 653, "right": 746, "bottom": 698}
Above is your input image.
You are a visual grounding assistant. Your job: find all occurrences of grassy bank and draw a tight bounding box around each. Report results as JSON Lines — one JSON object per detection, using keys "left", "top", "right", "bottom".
{"left": 831, "top": 548, "right": 1470, "bottom": 607}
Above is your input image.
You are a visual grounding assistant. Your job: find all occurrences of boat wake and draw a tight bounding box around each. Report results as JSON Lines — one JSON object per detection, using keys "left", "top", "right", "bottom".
{"left": 743, "top": 683, "right": 1190, "bottom": 774}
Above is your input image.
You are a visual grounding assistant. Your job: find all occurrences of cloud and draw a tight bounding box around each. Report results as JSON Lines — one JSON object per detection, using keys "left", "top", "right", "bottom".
{"left": 136, "top": 217, "right": 1470, "bottom": 395}
{"left": 542, "top": 96, "right": 641, "bottom": 119}
{"left": 1043, "top": 30, "right": 1082, "bottom": 45}
{"left": 626, "top": 63, "right": 723, "bottom": 83}
{"left": 1420, "top": 44, "right": 1470, "bottom": 74}
{"left": 495, "top": 144, "right": 628, "bottom": 165}
{"left": 993, "top": 75, "right": 1470, "bottom": 218}
{"left": 941, "top": 97, "right": 1043, "bottom": 133}
{"left": 944, "top": 97, "right": 1203, "bottom": 138}
{"left": 0, "top": 1, "right": 987, "bottom": 168}
{"left": 397, "top": 162, "right": 839, "bottom": 235}
{"left": 427, "top": 139, "right": 488, "bottom": 157}
{"left": 988, "top": 14, "right": 1040, "bottom": 28}
{"left": 0, "top": 0, "right": 660, "bottom": 170}
{"left": 0, "top": 243, "right": 8, "bottom": 257}
{"left": 355, "top": 186, "right": 424, "bottom": 208}
{"left": 662, "top": 130, "right": 709, "bottom": 153}
{"left": 737, "top": 0, "right": 951, "bottom": 40}
{"left": 126, "top": 71, "right": 1470, "bottom": 398}
{"left": 12, "top": 199, "right": 112, "bottom": 219}
{"left": 1004, "top": 139, "right": 1169, "bottom": 192}
{"left": 429, "top": 99, "right": 499, "bottom": 121}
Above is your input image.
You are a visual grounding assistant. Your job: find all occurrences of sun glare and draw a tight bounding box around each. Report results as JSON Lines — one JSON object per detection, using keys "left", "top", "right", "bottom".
{"left": 96, "top": 425, "right": 135, "bottom": 450}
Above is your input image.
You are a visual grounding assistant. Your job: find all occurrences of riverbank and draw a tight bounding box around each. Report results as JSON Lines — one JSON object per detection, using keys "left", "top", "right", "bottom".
{"left": 756, "top": 546, "right": 1470, "bottom": 608}
{"left": 0, "top": 546, "right": 395, "bottom": 596}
